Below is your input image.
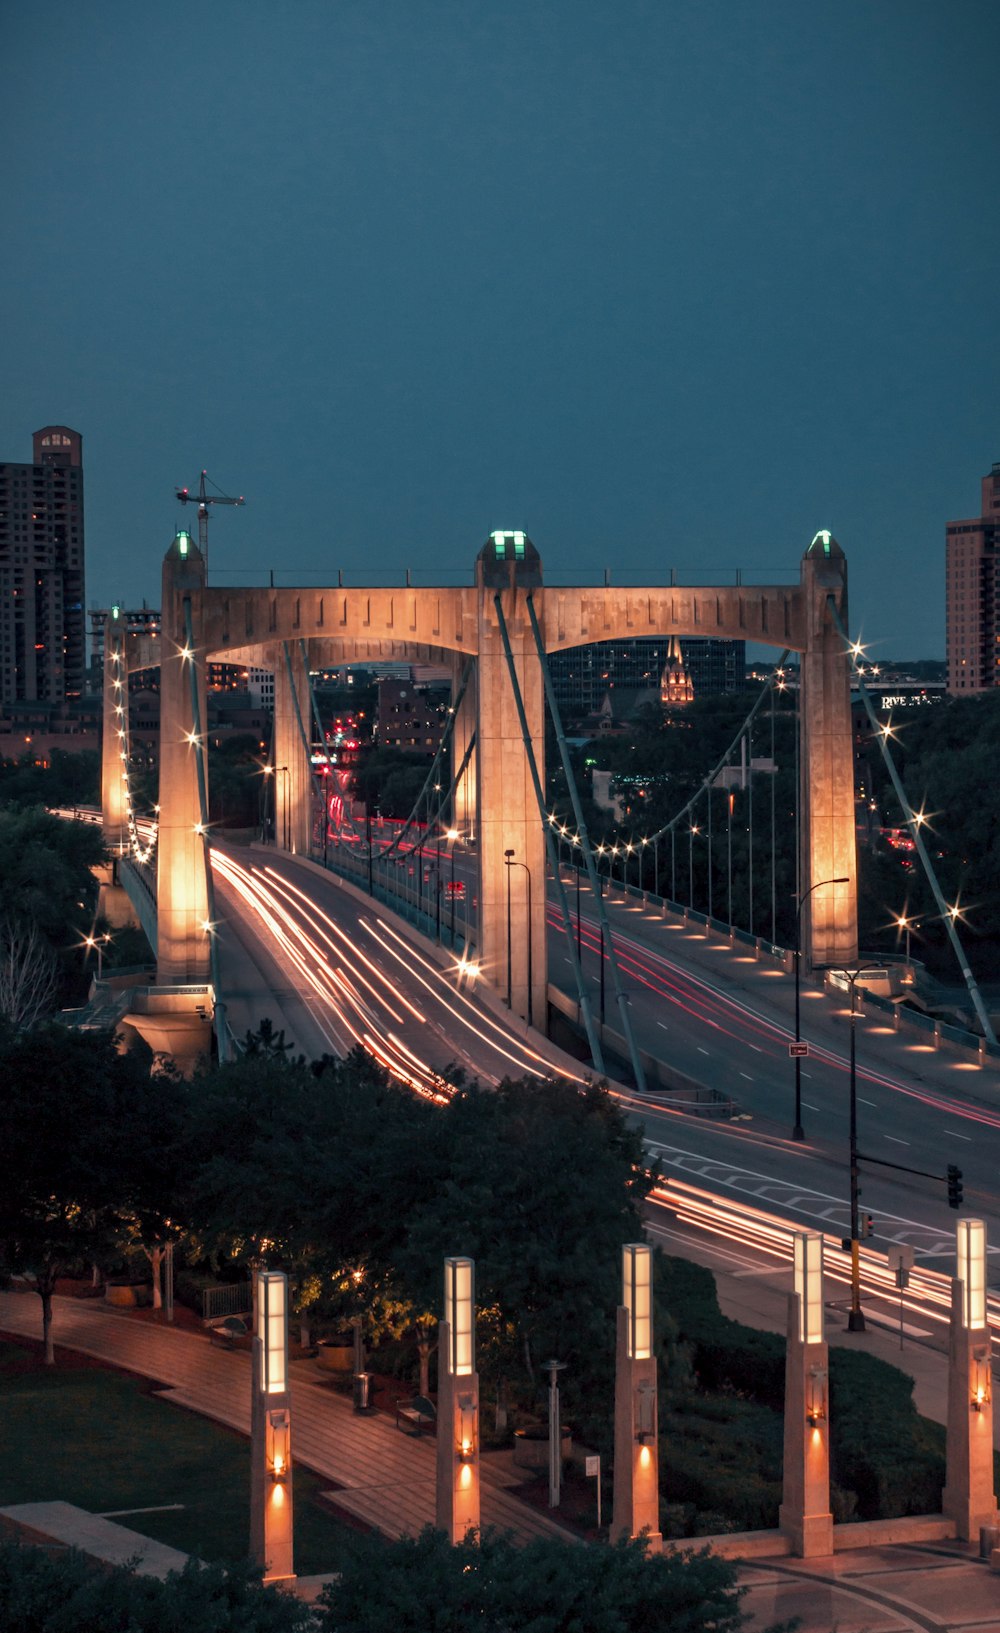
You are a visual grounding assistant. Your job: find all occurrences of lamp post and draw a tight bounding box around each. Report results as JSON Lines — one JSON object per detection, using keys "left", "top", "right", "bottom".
{"left": 446, "top": 828, "right": 459, "bottom": 945}
{"left": 544, "top": 1358, "right": 567, "bottom": 1509}
{"left": 85, "top": 931, "right": 111, "bottom": 982}
{"left": 504, "top": 847, "right": 514, "bottom": 1008}
{"left": 846, "top": 963, "right": 881, "bottom": 1332}
{"left": 688, "top": 824, "right": 699, "bottom": 910}
{"left": 504, "top": 850, "right": 533, "bottom": 1028}
{"left": 792, "top": 876, "right": 849, "bottom": 1140}
{"left": 897, "top": 912, "right": 916, "bottom": 984}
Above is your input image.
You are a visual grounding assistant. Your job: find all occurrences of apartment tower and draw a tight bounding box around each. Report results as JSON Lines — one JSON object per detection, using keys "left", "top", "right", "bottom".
{"left": 946, "top": 461, "right": 1000, "bottom": 694}
{"left": 0, "top": 426, "right": 86, "bottom": 706}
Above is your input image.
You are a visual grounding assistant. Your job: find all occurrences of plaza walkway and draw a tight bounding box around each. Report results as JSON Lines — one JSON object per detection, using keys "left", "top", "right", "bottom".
{"left": 0, "top": 1291, "right": 576, "bottom": 1546}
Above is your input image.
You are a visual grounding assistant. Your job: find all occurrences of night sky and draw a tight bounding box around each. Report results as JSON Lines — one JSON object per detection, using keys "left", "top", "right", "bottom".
{"left": 4, "top": 2, "right": 998, "bottom": 658}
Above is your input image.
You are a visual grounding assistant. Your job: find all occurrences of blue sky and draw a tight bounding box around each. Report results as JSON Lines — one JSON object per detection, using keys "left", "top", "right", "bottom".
{"left": 3, "top": 1, "right": 998, "bottom": 657}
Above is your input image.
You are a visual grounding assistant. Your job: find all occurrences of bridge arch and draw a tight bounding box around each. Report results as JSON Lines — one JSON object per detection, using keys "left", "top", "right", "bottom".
{"left": 119, "top": 530, "right": 857, "bottom": 1025}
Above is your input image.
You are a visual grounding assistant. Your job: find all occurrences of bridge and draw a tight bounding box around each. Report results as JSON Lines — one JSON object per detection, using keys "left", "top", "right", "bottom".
{"left": 102, "top": 526, "right": 858, "bottom": 1060}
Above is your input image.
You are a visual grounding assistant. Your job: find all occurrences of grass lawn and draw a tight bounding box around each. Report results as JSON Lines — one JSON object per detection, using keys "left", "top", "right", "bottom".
{"left": 0, "top": 1341, "right": 365, "bottom": 1574}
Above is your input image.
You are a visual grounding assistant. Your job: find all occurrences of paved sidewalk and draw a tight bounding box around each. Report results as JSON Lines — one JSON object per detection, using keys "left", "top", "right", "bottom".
{"left": 0, "top": 1292, "right": 576, "bottom": 1547}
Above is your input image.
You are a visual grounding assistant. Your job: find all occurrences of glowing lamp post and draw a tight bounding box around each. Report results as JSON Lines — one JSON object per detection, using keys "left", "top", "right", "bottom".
{"left": 612, "top": 1243, "right": 661, "bottom": 1550}
{"left": 779, "top": 1231, "right": 833, "bottom": 1557}
{"left": 944, "top": 1219, "right": 998, "bottom": 1540}
{"left": 436, "top": 1256, "right": 480, "bottom": 1544}
{"left": 250, "top": 1271, "right": 294, "bottom": 1582}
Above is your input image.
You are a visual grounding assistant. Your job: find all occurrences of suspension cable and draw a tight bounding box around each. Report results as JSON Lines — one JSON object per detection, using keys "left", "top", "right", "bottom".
{"left": 492, "top": 595, "right": 606, "bottom": 1074}
{"left": 378, "top": 658, "right": 475, "bottom": 860}
{"left": 182, "top": 599, "right": 230, "bottom": 1062}
{"left": 825, "top": 597, "right": 996, "bottom": 1046}
{"left": 525, "top": 593, "right": 649, "bottom": 1086}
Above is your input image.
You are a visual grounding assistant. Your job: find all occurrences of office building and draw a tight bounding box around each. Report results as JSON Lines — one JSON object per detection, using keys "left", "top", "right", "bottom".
{"left": 0, "top": 426, "right": 86, "bottom": 706}
{"left": 946, "top": 461, "right": 1000, "bottom": 694}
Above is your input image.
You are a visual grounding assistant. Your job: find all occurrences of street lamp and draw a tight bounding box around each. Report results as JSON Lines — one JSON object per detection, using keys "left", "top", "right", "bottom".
{"left": 445, "top": 828, "right": 459, "bottom": 945}
{"left": 504, "top": 849, "right": 533, "bottom": 1028}
{"left": 896, "top": 912, "right": 916, "bottom": 984}
{"left": 504, "top": 848, "right": 515, "bottom": 1008}
{"left": 792, "top": 876, "right": 849, "bottom": 1140}
{"left": 846, "top": 962, "right": 882, "bottom": 1332}
{"left": 85, "top": 931, "right": 111, "bottom": 981}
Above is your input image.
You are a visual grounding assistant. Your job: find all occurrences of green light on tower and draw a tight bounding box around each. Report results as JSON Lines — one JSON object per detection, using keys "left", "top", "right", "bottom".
{"left": 177, "top": 530, "right": 191, "bottom": 558}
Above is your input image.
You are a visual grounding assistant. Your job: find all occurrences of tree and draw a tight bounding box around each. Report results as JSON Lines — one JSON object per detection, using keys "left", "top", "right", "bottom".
{"left": 318, "top": 1528, "right": 775, "bottom": 1633}
{"left": 0, "top": 913, "right": 58, "bottom": 1029}
{"left": 0, "top": 1023, "right": 176, "bottom": 1362}
{"left": 395, "top": 1077, "right": 655, "bottom": 1436}
{"left": 0, "top": 1545, "right": 312, "bottom": 1632}
{"left": 0, "top": 803, "right": 107, "bottom": 1003}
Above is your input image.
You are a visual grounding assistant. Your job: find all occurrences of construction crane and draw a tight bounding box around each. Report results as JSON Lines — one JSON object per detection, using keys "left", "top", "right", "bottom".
{"left": 175, "top": 470, "right": 245, "bottom": 573}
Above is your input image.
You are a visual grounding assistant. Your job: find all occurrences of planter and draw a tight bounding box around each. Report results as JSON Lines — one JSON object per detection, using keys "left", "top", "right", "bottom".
{"left": 105, "top": 1284, "right": 138, "bottom": 1308}
{"left": 513, "top": 1426, "right": 572, "bottom": 1470}
{"left": 316, "top": 1338, "right": 354, "bottom": 1374}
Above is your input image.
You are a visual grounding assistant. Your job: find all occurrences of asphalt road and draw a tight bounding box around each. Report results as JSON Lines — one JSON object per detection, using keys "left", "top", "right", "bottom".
{"left": 216, "top": 841, "right": 1000, "bottom": 1288}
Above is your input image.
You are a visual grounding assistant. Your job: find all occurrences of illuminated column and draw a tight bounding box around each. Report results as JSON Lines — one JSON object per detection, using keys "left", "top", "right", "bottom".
{"left": 451, "top": 658, "right": 478, "bottom": 841}
{"left": 101, "top": 607, "right": 128, "bottom": 853}
{"left": 250, "top": 1270, "right": 295, "bottom": 1582}
{"left": 435, "top": 1256, "right": 480, "bottom": 1544}
{"left": 475, "top": 551, "right": 547, "bottom": 1028}
{"left": 943, "top": 1219, "right": 997, "bottom": 1540}
{"left": 612, "top": 1244, "right": 662, "bottom": 1551}
{"left": 779, "top": 1232, "right": 833, "bottom": 1557}
{"left": 158, "top": 532, "right": 211, "bottom": 982}
{"left": 273, "top": 641, "right": 312, "bottom": 855}
{"left": 799, "top": 534, "right": 858, "bottom": 968}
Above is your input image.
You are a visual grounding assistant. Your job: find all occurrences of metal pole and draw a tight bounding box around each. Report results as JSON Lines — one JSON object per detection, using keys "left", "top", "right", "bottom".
{"left": 727, "top": 790, "right": 733, "bottom": 927}
{"left": 654, "top": 835, "right": 659, "bottom": 898}
{"left": 671, "top": 828, "right": 676, "bottom": 901}
{"left": 526, "top": 865, "right": 533, "bottom": 1028}
{"left": 450, "top": 840, "right": 456, "bottom": 945}
{"left": 707, "top": 786, "right": 713, "bottom": 920}
{"left": 688, "top": 824, "right": 694, "bottom": 910}
{"left": 747, "top": 724, "right": 754, "bottom": 937}
{"left": 599, "top": 918, "right": 605, "bottom": 1025}
{"left": 546, "top": 1360, "right": 566, "bottom": 1508}
{"left": 849, "top": 971, "right": 865, "bottom": 1332}
{"left": 505, "top": 850, "right": 513, "bottom": 1008}
{"left": 793, "top": 876, "right": 848, "bottom": 1141}
{"left": 576, "top": 863, "right": 581, "bottom": 958}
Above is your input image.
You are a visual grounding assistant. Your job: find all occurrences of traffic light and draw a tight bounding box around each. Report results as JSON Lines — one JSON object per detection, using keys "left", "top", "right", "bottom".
{"left": 947, "top": 1165, "right": 964, "bottom": 1209}
{"left": 862, "top": 1213, "right": 875, "bottom": 1239}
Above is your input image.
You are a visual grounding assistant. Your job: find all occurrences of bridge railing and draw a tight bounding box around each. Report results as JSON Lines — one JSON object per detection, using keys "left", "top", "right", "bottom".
{"left": 317, "top": 839, "right": 471, "bottom": 955}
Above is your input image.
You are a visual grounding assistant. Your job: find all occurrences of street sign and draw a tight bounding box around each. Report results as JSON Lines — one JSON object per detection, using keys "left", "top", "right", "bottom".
{"left": 789, "top": 1042, "right": 810, "bottom": 1058}
{"left": 585, "top": 1455, "right": 600, "bottom": 1478}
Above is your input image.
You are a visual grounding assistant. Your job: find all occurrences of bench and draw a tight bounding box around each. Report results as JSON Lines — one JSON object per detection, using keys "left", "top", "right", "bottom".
{"left": 208, "top": 1315, "right": 249, "bottom": 1347}
{"left": 395, "top": 1394, "right": 436, "bottom": 1435}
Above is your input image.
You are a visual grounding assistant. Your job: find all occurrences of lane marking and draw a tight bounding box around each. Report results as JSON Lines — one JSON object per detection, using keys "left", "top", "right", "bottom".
{"left": 802, "top": 1101, "right": 820, "bottom": 1111}
{"left": 657, "top": 1022, "right": 669, "bottom": 1030}
{"left": 697, "top": 1046, "right": 710, "bottom": 1055}
{"left": 858, "top": 1097, "right": 877, "bottom": 1107}
{"left": 885, "top": 1135, "right": 910, "bottom": 1145}
{"left": 944, "top": 1130, "right": 972, "bottom": 1141}
{"left": 740, "top": 1072, "right": 753, "bottom": 1081}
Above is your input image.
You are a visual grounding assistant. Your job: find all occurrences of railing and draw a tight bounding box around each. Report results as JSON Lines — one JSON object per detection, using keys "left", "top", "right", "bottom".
{"left": 202, "top": 1283, "right": 252, "bottom": 1322}
{"left": 319, "top": 840, "right": 472, "bottom": 955}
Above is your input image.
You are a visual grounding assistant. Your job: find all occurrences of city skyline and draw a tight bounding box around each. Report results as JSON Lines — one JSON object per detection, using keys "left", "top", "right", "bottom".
{"left": 3, "top": 1, "right": 999, "bottom": 656}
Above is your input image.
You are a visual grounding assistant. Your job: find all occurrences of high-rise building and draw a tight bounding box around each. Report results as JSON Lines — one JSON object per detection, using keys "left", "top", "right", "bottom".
{"left": 0, "top": 426, "right": 86, "bottom": 706}
{"left": 547, "top": 636, "right": 744, "bottom": 718}
{"left": 946, "top": 461, "right": 1000, "bottom": 695}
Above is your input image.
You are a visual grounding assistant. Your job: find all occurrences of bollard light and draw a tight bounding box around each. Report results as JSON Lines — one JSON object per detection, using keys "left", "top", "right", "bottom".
{"left": 793, "top": 1232, "right": 824, "bottom": 1345}
{"left": 806, "top": 1366, "right": 828, "bottom": 1428}
{"left": 972, "top": 1352, "right": 991, "bottom": 1412}
{"left": 267, "top": 1409, "right": 290, "bottom": 1480}
{"left": 957, "top": 1219, "right": 987, "bottom": 1331}
{"left": 623, "top": 1243, "right": 652, "bottom": 1360}
{"left": 636, "top": 1379, "right": 656, "bottom": 1445}
{"left": 444, "top": 1257, "right": 474, "bottom": 1376}
{"left": 457, "top": 1393, "right": 478, "bottom": 1462}
{"left": 258, "top": 1271, "right": 288, "bottom": 1395}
